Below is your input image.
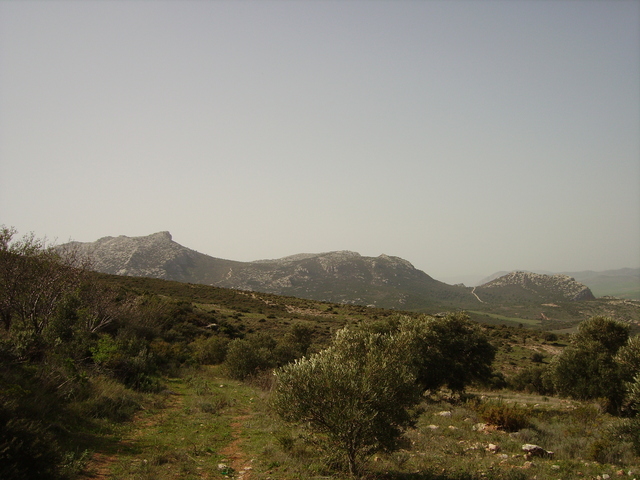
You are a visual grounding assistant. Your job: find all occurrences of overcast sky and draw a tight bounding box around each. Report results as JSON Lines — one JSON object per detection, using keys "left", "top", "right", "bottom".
{"left": 1, "top": 0, "right": 639, "bottom": 282}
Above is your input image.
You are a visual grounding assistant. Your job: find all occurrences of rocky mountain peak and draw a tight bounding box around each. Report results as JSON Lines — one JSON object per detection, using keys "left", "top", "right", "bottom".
{"left": 67, "top": 231, "right": 190, "bottom": 279}
{"left": 376, "top": 254, "right": 415, "bottom": 270}
{"left": 149, "top": 231, "right": 173, "bottom": 241}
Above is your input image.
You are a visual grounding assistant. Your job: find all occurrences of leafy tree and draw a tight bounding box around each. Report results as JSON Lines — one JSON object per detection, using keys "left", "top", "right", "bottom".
{"left": 550, "top": 316, "right": 629, "bottom": 412}
{"left": 388, "top": 313, "right": 495, "bottom": 393}
{"left": 271, "top": 327, "right": 421, "bottom": 476}
{"left": 615, "top": 335, "right": 640, "bottom": 382}
{"left": 573, "top": 316, "right": 629, "bottom": 354}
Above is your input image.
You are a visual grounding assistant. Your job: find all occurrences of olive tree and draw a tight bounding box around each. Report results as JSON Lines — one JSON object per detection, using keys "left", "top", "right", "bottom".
{"left": 271, "top": 327, "right": 421, "bottom": 476}
{"left": 400, "top": 312, "right": 496, "bottom": 393}
{"left": 365, "top": 312, "right": 496, "bottom": 393}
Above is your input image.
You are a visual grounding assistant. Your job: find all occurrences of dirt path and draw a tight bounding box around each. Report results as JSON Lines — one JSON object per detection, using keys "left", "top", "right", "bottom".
{"left": 471, "top": 286, "right": 485, "bottom": 303}
{"left": 82, "top": 390, "right": 184, "bottom": 479}
{"left": 219, "top": 412, "right": 254, "bottom": 479}
{"left": 81, "top": 370, "right": 258, "bottom": 480}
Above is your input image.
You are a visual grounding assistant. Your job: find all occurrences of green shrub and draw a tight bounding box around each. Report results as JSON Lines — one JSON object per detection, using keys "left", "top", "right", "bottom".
{"left": 509, "top": 364, "right": 555, "bottom": 395}
{"left": 0, "top": 406, "right": 63, "bottom": 480}
{"left": 191, "top": 335, "right": 229, "bottom": 365}
{"left": 530, "top": 352, "right": 544, "bottom": 363}
{"left": 91, "top": 333, "right": 161, "bottom": 391}
{"left": 224, "top": 338, "right": 271, "bottom": 380}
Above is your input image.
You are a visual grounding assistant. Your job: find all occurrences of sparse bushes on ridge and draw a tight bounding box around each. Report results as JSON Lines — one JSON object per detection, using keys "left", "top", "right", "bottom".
{"left": 4, "top": 225, "right": 640, "bottom": 479}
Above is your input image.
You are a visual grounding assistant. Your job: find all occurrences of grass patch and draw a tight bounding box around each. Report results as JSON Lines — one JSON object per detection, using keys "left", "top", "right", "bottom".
{"left": 85, "top": 366, "right": 254, "bottom": 479}
{"left": 469, "top": 311, "right": 541, "bottom": 326}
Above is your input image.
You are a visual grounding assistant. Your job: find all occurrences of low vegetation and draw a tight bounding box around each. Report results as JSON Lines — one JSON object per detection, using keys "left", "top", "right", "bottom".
{"left": 1, "top": 226, "right": 640, "bottom": 479}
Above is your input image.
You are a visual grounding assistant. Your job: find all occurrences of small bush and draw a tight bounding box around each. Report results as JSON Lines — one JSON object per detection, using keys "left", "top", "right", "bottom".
{"left": 618, "top": 417, "right": 640, "bottom": 455}
{"left": 531, "top": 352, "right": 544, "bottom": 363}
{"left": 274, "top": 430, "right": 296, "bottom": 452}
{"left": 91, "top": 334, "right": 161, "bottom": 391}
{"left": 191, "top": 335, "right": 229, "bottom": 365}
{"left": 509, "top": 364, "right": 554, "bottom": 395}
{"left": 194, "top": 395, "right": 228, "bottom": 415}
{"left": 587, "top": 438, "right": 622, "bottom": 464}
{"left": 224, "top": 335, "right": 277, "bottom": 380}
{"left": 474, "top": 400, "right": 530, "bottom": 432}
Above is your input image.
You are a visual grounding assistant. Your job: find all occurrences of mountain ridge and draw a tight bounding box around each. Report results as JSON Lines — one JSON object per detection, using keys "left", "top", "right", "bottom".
{"left": 63, "top": 231, "right": 608, "bottom": 312}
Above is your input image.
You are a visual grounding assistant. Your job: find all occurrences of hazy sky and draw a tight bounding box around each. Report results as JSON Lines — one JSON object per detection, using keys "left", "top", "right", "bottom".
{"left": 1, "top": 0, "right": 639, "bottom": 282}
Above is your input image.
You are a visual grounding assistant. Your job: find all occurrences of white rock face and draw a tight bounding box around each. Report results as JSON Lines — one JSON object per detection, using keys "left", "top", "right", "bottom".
{"left": 66, "top": 231, "right": 193, "bottom": 280}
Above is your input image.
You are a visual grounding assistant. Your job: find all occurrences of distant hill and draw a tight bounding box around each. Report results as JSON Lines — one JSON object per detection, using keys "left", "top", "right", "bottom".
{"left": 65, "top": 232, "right": 612, "bottom": 317}
{"left": 475, "top": 271, "right": 595, "bottom": 303}
{"left": 478, "top": 268, "right": 640, "bottom": 300}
